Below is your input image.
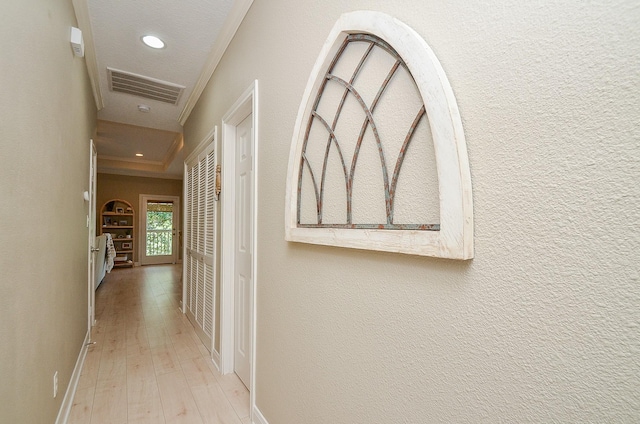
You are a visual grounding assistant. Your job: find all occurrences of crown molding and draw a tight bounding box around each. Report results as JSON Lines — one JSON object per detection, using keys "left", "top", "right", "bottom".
{"left": 72, "top": 0, "right": 104, "bottom": 110}
{"left": 178, "top": 0, "right": 254, "bottom": 125}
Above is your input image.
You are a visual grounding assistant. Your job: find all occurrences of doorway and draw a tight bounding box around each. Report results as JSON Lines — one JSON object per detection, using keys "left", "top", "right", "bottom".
{"left": 221, "top": 80, "right": 258, "bottom": 401}
{"left": 139, "top": 194, "right": 180, "bottom": 265}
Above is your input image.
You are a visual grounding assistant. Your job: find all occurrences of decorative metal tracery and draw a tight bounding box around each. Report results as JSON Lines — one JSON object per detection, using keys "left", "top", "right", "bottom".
{"left": 297, "top": 34, "right": 439, "bottom": 231}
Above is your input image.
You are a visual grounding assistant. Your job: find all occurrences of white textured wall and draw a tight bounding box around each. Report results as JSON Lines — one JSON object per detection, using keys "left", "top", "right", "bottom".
{"left": 184, "top": 0, "right": 640, "bottom": 422}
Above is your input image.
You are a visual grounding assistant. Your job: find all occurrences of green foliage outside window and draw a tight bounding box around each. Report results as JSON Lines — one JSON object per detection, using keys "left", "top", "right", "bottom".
{"left": 147, "top": 211, "right": 172, "bottom": 230}
{"left": 147, "top": 209, "right": 173, "bottom": 256}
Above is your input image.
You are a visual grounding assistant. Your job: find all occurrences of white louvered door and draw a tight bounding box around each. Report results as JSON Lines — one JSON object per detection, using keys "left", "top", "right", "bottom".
{"left": 184, "top": 141, "right": 217, "bottom": 351}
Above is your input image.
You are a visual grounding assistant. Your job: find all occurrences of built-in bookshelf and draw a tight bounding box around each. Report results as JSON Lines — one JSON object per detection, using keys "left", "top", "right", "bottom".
{"left": 100, "top": 199, "right": 135, "bottom": 267}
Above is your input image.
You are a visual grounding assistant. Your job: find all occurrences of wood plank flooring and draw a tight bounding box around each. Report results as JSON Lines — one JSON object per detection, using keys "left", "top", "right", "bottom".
{"left": 69, "top": 265, "right": 250, "bottom": 424}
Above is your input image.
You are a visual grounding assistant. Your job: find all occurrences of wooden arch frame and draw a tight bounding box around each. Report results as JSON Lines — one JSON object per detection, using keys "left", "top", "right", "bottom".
{"left": 285, "top": 11, "right": 473, "bottom": 259}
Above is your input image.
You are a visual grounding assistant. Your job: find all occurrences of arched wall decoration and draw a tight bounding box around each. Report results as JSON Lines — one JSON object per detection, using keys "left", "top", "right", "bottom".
{"left": 285, "top": 11, "right": 473, "bottom": 259}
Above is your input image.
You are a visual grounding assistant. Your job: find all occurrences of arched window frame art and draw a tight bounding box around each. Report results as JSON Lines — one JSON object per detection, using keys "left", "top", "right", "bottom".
{"left": 285, "top": 11, "right": 473, "bottom": 259}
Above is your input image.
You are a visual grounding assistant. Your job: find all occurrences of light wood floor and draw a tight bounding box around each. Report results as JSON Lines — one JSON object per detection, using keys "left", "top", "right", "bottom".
{"left": 69, "top": 264, "right": 250, "bottom": 424}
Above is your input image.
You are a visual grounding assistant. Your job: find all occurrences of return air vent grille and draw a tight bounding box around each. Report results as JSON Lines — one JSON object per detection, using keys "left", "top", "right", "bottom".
{"left": 107, "top": 67, "right": 185, "bottom": 105}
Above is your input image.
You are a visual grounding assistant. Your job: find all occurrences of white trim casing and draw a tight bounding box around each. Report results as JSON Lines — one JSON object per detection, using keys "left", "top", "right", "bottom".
{"left": 88, "top": 139, "right": 97, "bottom": 330}
{"left": 220, "top": 131, "right": 235, "bottom": 376}
{"left": 182, "top": 162, "right": 188, "bottom": 315}
{"left": 284, "top": 11, "right": 473, "bottom": 260}
{"left": 220, "top": 80, "right": 259, "bottom": 420}
{"left": 183, "top": 126, "right": 218, "bottom": 165}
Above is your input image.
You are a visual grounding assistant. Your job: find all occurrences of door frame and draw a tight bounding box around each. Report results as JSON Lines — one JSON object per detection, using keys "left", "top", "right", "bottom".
{"left": 138, "top": 194, "right": 181, "bottom": 265}
{"left": 87, "top": 139, "right": 97, "bottom": 334}
{"left": 220, "top": 80, "right": 258, "bottom": 402}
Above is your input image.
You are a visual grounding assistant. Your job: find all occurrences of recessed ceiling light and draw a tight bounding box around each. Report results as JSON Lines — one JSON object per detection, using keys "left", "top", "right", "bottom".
{"left": 136, "top": 153, "right": 144, "bottom": 157}
{"left": 142, "top": 35, "right": 165, "bottom": 49}
{"left": 137, "top": 104, "right": 150, "bottom": 113}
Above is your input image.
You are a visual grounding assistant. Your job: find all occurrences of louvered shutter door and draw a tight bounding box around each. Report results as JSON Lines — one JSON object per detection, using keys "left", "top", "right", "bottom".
{"left": 204, "top": 150, "right": 216, "bottom": 337}
{"left": 184, "top": 142, "right": 217, "bottom": 350}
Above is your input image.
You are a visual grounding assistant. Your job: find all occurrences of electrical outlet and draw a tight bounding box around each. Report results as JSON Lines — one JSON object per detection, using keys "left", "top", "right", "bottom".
{"left": 53, "top": 371, "right": 58, "bottom": 398}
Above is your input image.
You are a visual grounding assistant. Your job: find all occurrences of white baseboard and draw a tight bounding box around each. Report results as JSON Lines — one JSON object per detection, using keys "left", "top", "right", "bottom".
{"left": 211, "top": 348, "right": 221, "bottom": 371}
{"left": 55, "top": 331, "right": 90, "bottom": 424}
{"left": 252, "top": 405, "right": 269, "bottom": 424}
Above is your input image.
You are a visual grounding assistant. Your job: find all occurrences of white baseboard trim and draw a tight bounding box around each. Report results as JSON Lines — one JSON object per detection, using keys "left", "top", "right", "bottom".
{"left": 252, "top": 405, "right": 269, "bottom": 424}
{"left": 211, "top": 348, "right": 221, "bottom": 371}
{"left": 55, "top": 330, "right": 90, "bottom": 424}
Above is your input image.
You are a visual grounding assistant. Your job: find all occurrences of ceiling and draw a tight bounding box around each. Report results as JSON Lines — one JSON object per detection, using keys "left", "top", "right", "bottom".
{"left": 74, "top": 0, "right": 252, "bottom": 179}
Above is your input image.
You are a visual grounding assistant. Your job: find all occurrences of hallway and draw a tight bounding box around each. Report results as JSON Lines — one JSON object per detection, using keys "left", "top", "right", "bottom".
{"left": 69, "top": 265, "right": 250, "bottom": 424}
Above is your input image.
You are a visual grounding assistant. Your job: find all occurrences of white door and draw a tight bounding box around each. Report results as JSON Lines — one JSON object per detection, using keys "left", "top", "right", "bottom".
{"left": 140, "top": 195, "right": 180, "bottom": 265}
{"left": 234, "top": 114, "right": 253, "bottom": 388}
{"left": 88, "top": 140, "right": 97, "bottom": 332}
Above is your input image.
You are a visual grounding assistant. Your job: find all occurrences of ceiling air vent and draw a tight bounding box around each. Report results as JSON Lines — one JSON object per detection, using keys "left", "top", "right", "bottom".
{"left": 107, "top": 67, "right": 185, "bottom": 105}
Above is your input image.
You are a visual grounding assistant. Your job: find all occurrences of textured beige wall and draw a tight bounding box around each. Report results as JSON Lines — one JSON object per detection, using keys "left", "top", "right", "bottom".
{"left": 0, "top": 0, "right": 97, "bottom": 422}
{"left": 97, "top": 173, "right": 183, "bottom": 262}
{"left": 184, "top": 1, "right": 640, "bottom": 422}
